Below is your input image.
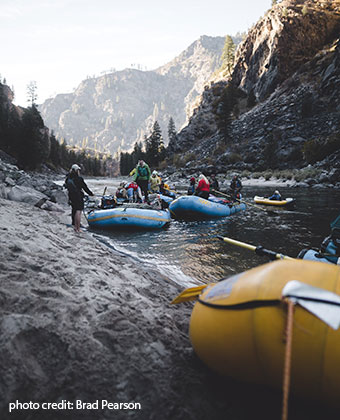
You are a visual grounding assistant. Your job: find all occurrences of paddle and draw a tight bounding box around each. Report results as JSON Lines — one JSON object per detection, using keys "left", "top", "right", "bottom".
{"left": 212, "top": 189, "right": 277, "bottom": 215}
{"left": 217, "top": 235, "right": 294, "bottom": 261}
{"left": 171, "top": 284, "right": 211, "bottom": 304}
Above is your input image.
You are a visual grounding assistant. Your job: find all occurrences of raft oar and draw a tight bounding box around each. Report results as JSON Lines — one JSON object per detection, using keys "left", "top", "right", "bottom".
{"left": 217, "top": 236, "right": 294, "bottom": 261}
{"left": 212, "top": 189, "right": 277, "bottom": 215}
{"left": 171, "top": 284, "right": 211, "bottom": 304}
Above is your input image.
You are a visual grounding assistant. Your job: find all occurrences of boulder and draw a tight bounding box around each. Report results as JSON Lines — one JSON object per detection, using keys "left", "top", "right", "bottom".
{"left": 40, "top": 200, "right": 65, "bottom": 212}
{"left": 4, "top": 176, "right": 16, "bottom": 187}
{"left": 0, "top": 185, "right": 8, "bottom": 199}
{"left": 50, "top": 189, "right": 69, "bottom": 205}
{"left": 7, "top": 185, "right": 49, "bottom": 206}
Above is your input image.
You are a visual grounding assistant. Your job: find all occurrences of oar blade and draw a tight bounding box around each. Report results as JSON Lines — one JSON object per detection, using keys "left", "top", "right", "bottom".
{"left": 171, "top": 284, "right": 209, "bottom": 304}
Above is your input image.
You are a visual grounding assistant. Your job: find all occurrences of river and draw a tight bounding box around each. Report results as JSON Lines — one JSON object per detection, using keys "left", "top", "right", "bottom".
{"left": 82, "top": 178, "right": 340, "bottom": 287}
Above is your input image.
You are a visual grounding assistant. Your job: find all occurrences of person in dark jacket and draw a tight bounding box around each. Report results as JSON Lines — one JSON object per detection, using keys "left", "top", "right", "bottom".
{"left": 64, "top": 164, "right": 93, "bottom": 233}
{"left": 187, "top": 177, "right": 196, "bottom": 195}
{"left": 210, "top": 174, "right": 219, "bottom": 191}
{"left": 229, "top": 175, "right": 242, "bottom": 201}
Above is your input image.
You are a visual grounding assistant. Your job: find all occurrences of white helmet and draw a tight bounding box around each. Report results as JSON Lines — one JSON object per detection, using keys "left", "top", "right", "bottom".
{"left": 71, "top": 164, "right": 81, "bottom": 171}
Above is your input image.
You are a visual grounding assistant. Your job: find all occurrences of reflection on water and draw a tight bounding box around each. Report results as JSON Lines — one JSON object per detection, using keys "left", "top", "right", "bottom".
{"left": 85, "top": 181, "right": 340, "bottom": 286}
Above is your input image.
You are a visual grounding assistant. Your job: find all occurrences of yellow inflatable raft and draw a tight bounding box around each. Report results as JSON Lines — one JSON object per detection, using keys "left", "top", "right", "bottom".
{"left": 189, "top": 259, "right": 340, "bottom": 407}
{"left": 254, "top": 195, "right": 295, "bottom": 207}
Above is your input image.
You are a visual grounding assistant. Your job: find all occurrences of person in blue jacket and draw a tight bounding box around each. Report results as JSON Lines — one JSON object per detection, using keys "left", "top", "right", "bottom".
{"left": 269, "top": 190, "right": 282, "bottom": 201}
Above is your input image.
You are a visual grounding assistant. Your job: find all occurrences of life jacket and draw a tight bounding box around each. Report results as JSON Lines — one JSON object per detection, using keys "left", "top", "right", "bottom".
{"left": 126, "top": 182, "right": 138, "bottom": 190}
{"left": 65, "top": 176, "right": 82, "bottom": 201}
{"left": 321, "top": 229, "right": 340, "bottom": 257}
{"left": 137, "top": 165, "right": 149, "bottom": 179}
{"left": 197, "top": 179, "right": 210, "bottom": 192}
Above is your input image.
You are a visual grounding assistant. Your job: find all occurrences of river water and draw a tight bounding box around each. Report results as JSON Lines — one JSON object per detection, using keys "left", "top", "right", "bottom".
{"left": 83, "top": 178, "right": 340, "bottom": 287}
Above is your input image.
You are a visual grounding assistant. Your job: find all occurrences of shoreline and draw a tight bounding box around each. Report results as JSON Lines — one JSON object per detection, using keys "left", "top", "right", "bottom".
{"left": 0, "top": 197, "right": 330, "bottom": 420}
{"left": 0, "top": 161, "right": 335, "bottom": 419}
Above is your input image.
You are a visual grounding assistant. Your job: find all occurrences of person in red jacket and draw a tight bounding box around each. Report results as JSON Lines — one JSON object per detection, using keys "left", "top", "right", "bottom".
{"left": 194, "top": 174, "right": 210, "bottom": 199}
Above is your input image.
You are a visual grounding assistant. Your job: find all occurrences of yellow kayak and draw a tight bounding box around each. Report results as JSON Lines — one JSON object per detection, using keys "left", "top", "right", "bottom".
{"left": 189, "top": 259, "right": 340, "bottom": 407}
{"left": 254, "top": 195, "right": 295, "bottom": 207}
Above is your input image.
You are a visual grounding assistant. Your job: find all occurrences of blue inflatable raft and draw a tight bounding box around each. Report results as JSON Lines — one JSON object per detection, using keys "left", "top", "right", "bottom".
{"left": 169, "top": 195, "right": 246, "bottom": 220}
{"left": 86, "top": 206, "right": 171, "bottom": 230}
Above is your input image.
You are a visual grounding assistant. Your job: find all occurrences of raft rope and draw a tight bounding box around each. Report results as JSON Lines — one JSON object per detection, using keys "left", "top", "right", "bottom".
{"left": 282, "top": 299, "right": 295, "bottom": 420}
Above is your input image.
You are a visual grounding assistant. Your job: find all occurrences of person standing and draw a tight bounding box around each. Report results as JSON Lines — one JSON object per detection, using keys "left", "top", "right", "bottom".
{"left": 64, "top": 164, "right": 93, "bottom": 233}
{"left": 134, "top": 160, "right": 151, "bottom": 202}
{"left": 210, "top": 174, "right": 219, "bottom": 191}
{"left": 150, "top": 170, "right": 161, "bottom": 193}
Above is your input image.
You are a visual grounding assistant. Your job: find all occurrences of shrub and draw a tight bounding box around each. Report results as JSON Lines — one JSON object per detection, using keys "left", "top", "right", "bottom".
{"left": 263, "top": 170, "right": 272, "bottom": 181}
{"left": 228, "top": 153, "right": 242, "bottom": 164}
{"left": 302, "top": 134, "right": 340, "bottom": 164}
{"left": 172, "top": 153, "right": 184, "bottom": 168}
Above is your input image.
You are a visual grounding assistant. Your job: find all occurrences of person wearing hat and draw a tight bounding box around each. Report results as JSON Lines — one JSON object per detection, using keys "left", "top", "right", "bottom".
{"left": 150, "top": 170, "right": 161, "bottom": 193}
{"left": 64, "top": 164, "right": 94, "bottom": 232}
{"left": 269, "top": 190, "right": 282, "bottom": 201}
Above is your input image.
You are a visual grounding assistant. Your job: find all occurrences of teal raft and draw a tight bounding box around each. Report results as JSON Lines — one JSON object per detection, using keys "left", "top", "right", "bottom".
{"left": 169, "top": 195, "right": 246, "bottom": 220}
{"left": 86, "top": 206, "right": 171, "bottom": 230}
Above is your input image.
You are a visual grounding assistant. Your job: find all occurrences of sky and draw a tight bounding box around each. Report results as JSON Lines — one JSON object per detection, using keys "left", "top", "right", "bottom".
{"left": 1, "top": 0, "right": 271, "bottom": 107}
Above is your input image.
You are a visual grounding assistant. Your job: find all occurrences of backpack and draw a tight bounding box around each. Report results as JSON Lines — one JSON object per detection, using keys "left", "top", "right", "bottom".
{"left": 65, "top": 177, "right": 81, "bottom": 201}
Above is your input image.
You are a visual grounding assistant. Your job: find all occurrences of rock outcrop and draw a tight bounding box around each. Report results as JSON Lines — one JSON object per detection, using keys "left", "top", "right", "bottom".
{"left": 0, "top": 159, "right": 67, "bottom": 209}
{"left": 39, "top": 36, "right": 225, "bottom": 155}
{"left": 169, "top": 1, "right": 340, "bottom": 173}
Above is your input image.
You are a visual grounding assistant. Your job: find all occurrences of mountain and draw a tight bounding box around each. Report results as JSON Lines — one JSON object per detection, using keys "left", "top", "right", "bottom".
{"left": 39, "top": 35, "right": 226, "bottom": 156}
{"left": 168, "top": 0, "right": 340, "bottom": 174}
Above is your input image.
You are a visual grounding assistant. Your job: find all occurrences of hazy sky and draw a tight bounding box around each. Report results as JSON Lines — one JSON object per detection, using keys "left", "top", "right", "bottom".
{"left": 1, "top": 0, "right": 271, "bottom": 106}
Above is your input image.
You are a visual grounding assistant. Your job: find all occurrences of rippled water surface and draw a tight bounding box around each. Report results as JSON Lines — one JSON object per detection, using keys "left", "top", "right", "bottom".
{"left": 85, "top": 179, "right": 340, "bottom": 286}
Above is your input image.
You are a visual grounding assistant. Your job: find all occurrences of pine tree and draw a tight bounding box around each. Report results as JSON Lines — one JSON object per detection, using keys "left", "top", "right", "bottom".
{"left": 168, "top": 117, "right": 177, "bottom": 144}
{"left": 132, "top": 141, "right": 144, "bottom": 166}
{"left": 26, "top": 81, "right": 38, "bottom": 106}
{"left": 217, "top": 83, "right": 237, "bottom": 143}
{"left": 145, "top": 121, "right": 163, "bottom": 167}
{"left": 220, "top": 35, "right": 236, "bottom": 76}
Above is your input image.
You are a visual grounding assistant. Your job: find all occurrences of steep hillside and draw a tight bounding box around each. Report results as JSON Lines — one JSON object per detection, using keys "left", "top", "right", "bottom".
{"left": 39, "top": 36, "right": 225, "bottom": 155}
{"left": 169, "top": 1, "right": 340, "bottom": 174}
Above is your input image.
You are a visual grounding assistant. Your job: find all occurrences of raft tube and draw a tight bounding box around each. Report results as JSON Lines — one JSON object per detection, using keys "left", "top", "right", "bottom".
{"left": 190, "top": 259, "right": 340, "bottom": 407}
{"left": 87, "top": 207, "right": 171, "bottom": 230}
{"left": 298, "top": 248, "right": 339, "bottom": 265}
{"left": 254, "top": 196, "right": 296, "bottom": 208}
{"left": 169, "top": 195, "right": 246, "bottom": 220}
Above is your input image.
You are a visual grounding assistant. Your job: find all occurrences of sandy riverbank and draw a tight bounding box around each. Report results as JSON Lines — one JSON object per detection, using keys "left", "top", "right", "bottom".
{"left": 0, "top": 196, "right": 331, "bottom": 420}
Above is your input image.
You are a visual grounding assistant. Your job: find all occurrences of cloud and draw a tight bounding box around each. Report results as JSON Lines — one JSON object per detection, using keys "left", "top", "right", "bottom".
{"left": 0, "top": 5, "right": 22, "bottom": 18}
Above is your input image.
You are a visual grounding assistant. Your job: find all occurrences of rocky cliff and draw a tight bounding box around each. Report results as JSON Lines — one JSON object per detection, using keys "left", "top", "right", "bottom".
{"left": 169, "top": 1, "right": 340, "bottom": 174}
{"left": 39, "top": 36, "right": 225, "bottom": 156}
